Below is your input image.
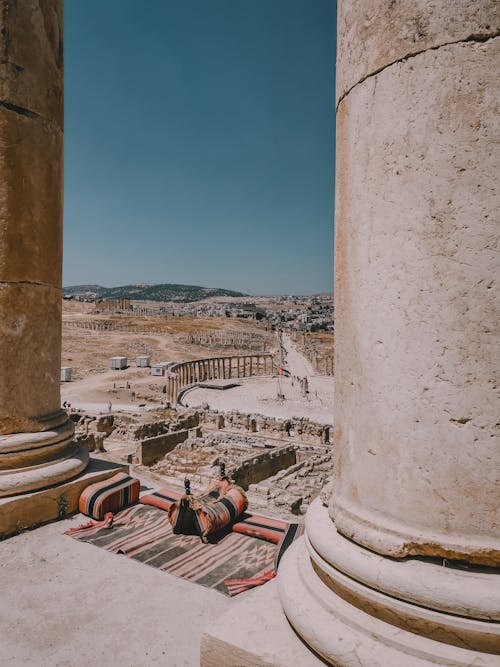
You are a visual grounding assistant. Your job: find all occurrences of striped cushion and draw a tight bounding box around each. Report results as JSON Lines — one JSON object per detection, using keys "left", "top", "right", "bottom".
{"left": 79, "top": 473, "right": 140, "bottom": 520}
{"left": 140, "top": 488, "right": 183, "bottom": 512}
{"left": 232, "top": 514, "right": 290, "bottom": 544}
{"left": 140, "top": 480, "right": 228, "bottom": 514}
{"left": 192, "top": 486, "right": 248, "bottom": 542}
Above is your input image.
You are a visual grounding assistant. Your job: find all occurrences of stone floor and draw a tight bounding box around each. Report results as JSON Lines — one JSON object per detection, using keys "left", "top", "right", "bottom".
{"left": 0, "top": 505, "right": 233, "bottom": 666}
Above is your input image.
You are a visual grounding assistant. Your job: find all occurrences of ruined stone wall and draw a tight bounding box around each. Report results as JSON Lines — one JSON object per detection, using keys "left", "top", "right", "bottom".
{"left": 137, "top": 428, "right": 200, "bottom": 466}
{"left": 231, "top": 445, "right": 297, "bottom": 490}
{"left": 198, "top": 408, "right": 331, "bottom": 445}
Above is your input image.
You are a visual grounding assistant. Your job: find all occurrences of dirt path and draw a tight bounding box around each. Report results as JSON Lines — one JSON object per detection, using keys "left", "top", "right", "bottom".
{"left": 282, "top": 334, "right": 315, "bottom": 377}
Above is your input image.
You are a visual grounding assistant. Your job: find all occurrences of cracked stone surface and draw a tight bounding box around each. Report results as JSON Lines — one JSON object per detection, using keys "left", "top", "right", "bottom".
{"left": 336, "top": 0, "right": 500, "bottom": 103}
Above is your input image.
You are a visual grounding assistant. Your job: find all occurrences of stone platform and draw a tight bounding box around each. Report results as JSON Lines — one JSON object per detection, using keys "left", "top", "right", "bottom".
{"left": 0, "top": 457, "right": 128, "bottom": 538}
{"left": 201, "top": 578, "right": 327, "bottom": 667}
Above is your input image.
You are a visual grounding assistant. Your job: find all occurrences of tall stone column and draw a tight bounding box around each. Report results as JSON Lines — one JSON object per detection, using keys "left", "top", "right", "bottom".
{"left": 0, "top": 0, "right": 88, "bottom": 497}
{"left": 278, "top": 2, "right": 500, "bottom": 665}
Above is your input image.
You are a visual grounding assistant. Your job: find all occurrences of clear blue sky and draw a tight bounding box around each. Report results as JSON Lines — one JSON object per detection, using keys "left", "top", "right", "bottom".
{"left": 63, "top": 0, "right": 336, "bottom": 295}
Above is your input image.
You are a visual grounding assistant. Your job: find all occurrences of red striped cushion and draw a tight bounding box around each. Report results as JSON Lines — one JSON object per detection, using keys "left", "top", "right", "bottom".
{"left": 192, "top": 486, "right": 248, "bottom": 542}
{"left": 232, "top": 514, "right": 290, "bottom": 544}
{"left": 140, "top": 488, "right": 183, "bottom": 512}
{"left": 79, "top": 473, "right": 140, "bottom": 520}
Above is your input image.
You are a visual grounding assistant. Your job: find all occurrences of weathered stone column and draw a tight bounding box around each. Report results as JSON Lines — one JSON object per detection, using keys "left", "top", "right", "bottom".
{"left": 278, "top": 2, "right": 500, "bottom": 665}
{"left": 0, "top": 0, "right": 88, "bottom": 497}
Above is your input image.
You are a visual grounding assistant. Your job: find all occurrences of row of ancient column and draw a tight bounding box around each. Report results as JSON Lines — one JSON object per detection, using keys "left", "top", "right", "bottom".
{"left": 64, "top": 321, "right": 164, "bottom": 334}
{"left": 167, "top": 354, "right": 273, "bottom": 403}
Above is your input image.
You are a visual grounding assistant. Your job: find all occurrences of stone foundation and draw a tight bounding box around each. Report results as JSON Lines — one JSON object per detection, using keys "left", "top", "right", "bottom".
{"left": 0, "top": 458, "right": 128, "bottom": 538}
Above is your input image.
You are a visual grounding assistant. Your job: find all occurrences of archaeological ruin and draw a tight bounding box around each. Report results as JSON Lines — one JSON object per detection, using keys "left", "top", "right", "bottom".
{"left": 167, "top": 353, "right": 274, "bottom": 404}
{"left": 0, "top": 2, "right": 498, "bottom": 667}
{"left": 201, "top": 2, "right": 499, "bottom": 665}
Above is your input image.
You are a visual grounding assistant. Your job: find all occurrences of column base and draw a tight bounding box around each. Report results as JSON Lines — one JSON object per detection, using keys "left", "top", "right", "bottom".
{"left": 0, "top": 418, "right": 88, "bottom": 496}
{"left": 277, "top": 500, "right": 500, "bottom": 667}
{"left": 0, "top": 457, "right": 129, "bottom": 538}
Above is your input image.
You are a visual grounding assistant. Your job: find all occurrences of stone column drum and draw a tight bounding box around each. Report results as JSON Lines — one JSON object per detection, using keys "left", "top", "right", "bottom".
{"left": 278, "top": 2, "right": 500, "bottom": 665}
{"left": 0, "top": 1, "right": 88, "bottom": 497}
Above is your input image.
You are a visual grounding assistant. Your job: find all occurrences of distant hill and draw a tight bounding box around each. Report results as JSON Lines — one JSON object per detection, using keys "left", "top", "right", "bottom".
{"left": 62, "top": 283, "right": 248, "bottom": 303}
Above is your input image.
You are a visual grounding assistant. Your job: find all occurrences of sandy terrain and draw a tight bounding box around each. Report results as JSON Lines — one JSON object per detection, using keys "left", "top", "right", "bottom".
{"left": 61, "top": 302, "right": 277, "bottom": 412}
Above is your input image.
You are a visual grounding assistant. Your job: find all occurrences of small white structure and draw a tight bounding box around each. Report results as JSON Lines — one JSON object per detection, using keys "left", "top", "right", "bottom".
{"left": 151, "top": 364, "right": 165, "bottom": 376}
{"left": 60, "top": 367, "right": 72, "bottom": 382}
{"left": 136, "top": 355, "right": 150, "bottom": 368}
{"left": 110, "top": 356, "right": 127, "bottom": 370}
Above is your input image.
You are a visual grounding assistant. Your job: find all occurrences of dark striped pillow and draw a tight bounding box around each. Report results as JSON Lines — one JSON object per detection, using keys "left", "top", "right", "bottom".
{"left": 78, "top": 473, "right": 140, "bottom": 520}
{"left": 192, "top": 486, "right": 248, "bottom": 542}
{"left": 168, "top": 496, "right": 199, "bottom": 536}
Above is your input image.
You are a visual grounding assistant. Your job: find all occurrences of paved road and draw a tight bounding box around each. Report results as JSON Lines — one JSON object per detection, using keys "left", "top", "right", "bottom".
{"left": 282, "top": 334, "right": 315, "bottom": 377}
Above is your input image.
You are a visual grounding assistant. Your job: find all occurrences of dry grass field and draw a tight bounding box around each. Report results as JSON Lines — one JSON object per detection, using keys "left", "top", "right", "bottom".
{"left": 62, "top": 301, "right": 276, "bottom": 381}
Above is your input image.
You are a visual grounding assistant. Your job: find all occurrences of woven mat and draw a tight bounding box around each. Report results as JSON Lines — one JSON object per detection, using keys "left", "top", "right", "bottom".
{"left": 66, "top": 504, "right": 277, "bottom": 596}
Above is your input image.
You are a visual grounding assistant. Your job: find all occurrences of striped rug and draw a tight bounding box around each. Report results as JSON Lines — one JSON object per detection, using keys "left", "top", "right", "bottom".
{"left": 66, "top": 505, "right": 278, "bottom": 596}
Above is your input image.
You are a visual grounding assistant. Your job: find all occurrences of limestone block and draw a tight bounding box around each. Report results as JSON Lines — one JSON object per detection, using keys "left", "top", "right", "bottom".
{"left": 201, "top": 580, "right": 323, "bottom": 667}
{"left": 0, "top": 0, "right": 63, "bottom": 126}
{"left": 336, "top": 0, "right": 500, "bottom": 102}
{"left": 0, "top": 283, "right": 62, "bottom": 433}
{"left": 332, "top": 39, "right": 500, "bottom": 564}
{"left": 0, "top": 107, "right": 63, "bottom": 286}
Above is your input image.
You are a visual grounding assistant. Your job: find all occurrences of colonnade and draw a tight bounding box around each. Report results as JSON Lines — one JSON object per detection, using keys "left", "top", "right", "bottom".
{"left": 63, "top": 320, "right": 166, "bottom": 334}
{"left": 167, "top": 354, "right": 273, "bottom": 404}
